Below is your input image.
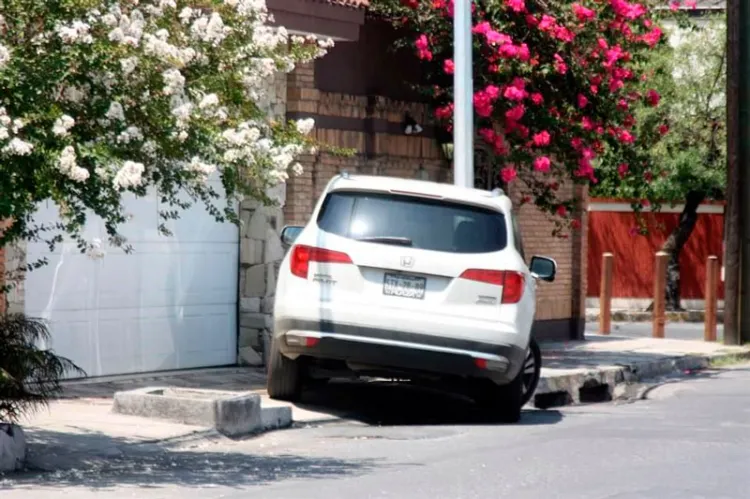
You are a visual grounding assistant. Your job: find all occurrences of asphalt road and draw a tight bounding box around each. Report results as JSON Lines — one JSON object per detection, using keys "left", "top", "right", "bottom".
{"left": 6, "top": 366, "right": 750, "bottom": 498}
{"left": 585, "top": 320, "right": 724, "bottom": 342}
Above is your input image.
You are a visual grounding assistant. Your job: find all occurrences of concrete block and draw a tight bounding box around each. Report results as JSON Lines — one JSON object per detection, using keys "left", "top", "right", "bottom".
{"left": 240, "top": 297, "right": 261, "bottom": 313}
{"left": 241, "top": 313, "right": 267, "bottom": 329}
{"left": 247, "top": 209, "right": 268, "bottom": 240}
{"left": 261, "top": 296, "right": 275, "bottom": 314}
{"left": 261, "top": 406, "right": 292, "bottom": 430}
{"left": 113, "top": 387, "right": 277, "bottom": 437}
{"left": 240, "top": 239, "right": 264, "bottom": 266}
{"left": 0, "top": 424, "right": 26, "bottom": 472}
{"left": 264, "top": 227, "right": 284, "bottom": 263}
{"left": 243, "top": 264, "right": 266, "bottom": 298}
{"left": 265, "top": 262, "right": 278, "bottom": 295}
{"left": 238, "top": 346, "right": 264, "bottom": 366}
{"left": 238, "top": 327, "right": 261, "bottom": 349}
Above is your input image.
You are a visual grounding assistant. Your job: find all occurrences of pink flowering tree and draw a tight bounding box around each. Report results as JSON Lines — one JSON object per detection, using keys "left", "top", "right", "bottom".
{"left": 371, "top": 0, "right": 683, "bottom": 234}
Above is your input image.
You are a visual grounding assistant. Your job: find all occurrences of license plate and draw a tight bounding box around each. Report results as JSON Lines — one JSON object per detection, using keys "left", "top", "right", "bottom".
{"left": 383, "top": 273, "right": 426, "bottom": 299}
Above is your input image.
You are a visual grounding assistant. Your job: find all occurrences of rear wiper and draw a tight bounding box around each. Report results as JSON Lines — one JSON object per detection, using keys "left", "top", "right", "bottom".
{"left": 356, "top": 236, "right": 413, "bottom": 247}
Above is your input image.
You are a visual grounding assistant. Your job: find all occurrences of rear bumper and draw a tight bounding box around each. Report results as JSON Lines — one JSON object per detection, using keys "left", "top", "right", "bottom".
{"left": 275, "top": 319, "right": 527, "bottom": 384}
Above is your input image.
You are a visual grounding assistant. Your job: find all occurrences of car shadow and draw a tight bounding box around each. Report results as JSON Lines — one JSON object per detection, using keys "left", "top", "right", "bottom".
{"left": 2, "top": 427, "right": 375, "bottom": 490}
{"left": 292, "top": 379, "right": 563, "bottom": 427}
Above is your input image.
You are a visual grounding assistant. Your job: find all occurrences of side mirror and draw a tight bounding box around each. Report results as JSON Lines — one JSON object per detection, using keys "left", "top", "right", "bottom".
{"left": 280, "top": 225, "right": 303, "bottom": 246}
{"left": 530, "top": 256, "right": 557, "bottom": 283}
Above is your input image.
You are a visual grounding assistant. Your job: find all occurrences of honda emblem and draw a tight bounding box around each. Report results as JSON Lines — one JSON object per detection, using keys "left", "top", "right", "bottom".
{"left": 400, "top": 256, "right": 415, "bottom": 268}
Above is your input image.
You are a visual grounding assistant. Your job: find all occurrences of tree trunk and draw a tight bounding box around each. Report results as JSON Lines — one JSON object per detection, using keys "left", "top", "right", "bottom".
{"left": 661, "top": 191, "right": 706, "bottom": 311}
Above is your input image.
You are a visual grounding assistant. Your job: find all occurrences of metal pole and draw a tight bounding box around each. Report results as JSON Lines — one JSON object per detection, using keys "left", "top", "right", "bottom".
{"left": 453, "top": 0, "right": 474, "bottom": 188}
{"left": 653, "top": 251, "right": 668, "bottom": 339}
{"left": 599, "top": 253, "right": 613, "bottom": 335}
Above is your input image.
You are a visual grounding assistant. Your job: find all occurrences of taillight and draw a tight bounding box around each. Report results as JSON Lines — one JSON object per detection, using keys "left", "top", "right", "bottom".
{"left": 459, "top": 269, "right": 525, "bottom": 304}
{"left": 290, "top": 245, "right": 353, "bottom": 279}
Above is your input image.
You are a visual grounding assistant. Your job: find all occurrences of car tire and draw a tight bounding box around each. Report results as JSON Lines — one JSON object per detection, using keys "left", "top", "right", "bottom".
{"left": 520, "top": 338, "right": 542, "bottom": 407}
{"left": 266, "top": 338, "right": 302, "bottom": 401}
{"left": 472, "top": 371, "right": 524, "bottom": 424}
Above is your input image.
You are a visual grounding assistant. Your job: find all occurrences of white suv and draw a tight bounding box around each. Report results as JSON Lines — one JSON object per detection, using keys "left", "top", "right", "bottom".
{"left": 269, "top": 174, "right": 556, "bottom": 422}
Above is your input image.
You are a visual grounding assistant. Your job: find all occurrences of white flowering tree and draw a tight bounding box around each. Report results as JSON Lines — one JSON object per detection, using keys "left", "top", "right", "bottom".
{"left": 0, "top": 0, "right": 328, "bottom": 259}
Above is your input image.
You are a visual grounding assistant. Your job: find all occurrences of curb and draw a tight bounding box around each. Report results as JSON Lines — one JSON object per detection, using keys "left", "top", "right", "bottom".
{"left": 585, "top": 310, "right": 724, "bottom": 323}
{"left": 113, "top": 387, "right": 292, "bottom": 438}
{"left": 533, "top": 349, "right": 750, "bottom": 409}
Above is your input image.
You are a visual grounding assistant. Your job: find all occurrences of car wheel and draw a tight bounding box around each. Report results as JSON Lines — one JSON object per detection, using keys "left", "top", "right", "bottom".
{"left": 266, "top": 338, "right": 302, "bottom": 401}
{"left": 520, "top": 338, "right": 542, "bottom": 407}
{"left": 472, "top": 372, "right": 523, "bottom": 424}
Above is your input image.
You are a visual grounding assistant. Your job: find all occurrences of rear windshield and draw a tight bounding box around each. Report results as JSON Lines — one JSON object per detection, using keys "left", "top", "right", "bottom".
{"left": 316, "top": 191, "right": 508, "bottom": 254}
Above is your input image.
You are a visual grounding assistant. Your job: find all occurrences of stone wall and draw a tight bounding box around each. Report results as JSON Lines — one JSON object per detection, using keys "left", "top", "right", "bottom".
{"left": 236, "top": 72, "right": 289, "bottom": 366}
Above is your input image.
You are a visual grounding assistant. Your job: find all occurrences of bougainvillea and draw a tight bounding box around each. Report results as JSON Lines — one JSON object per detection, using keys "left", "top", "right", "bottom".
{"left": 0, "top": 0, "right": 331, "bottom": 257}
{"left": 371, "top": 0, "right": 690, "bottom": 233}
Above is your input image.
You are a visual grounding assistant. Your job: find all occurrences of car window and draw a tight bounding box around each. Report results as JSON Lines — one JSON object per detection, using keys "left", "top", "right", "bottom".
{"left": 317, "top": 190, "right": 508, "bottom": 254}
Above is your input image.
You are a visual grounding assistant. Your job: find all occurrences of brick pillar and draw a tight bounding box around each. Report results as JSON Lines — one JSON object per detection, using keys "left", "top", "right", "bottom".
{"left": 285, "top": 62, "right": 321, "bottom": 226}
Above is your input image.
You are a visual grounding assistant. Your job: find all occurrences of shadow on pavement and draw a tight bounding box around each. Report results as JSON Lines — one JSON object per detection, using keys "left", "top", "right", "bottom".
{"left": 293, "top": 379, "right": 563, "bottom": 427}
{"left": 2, "top": 428, "right": 375, "bottom": 490}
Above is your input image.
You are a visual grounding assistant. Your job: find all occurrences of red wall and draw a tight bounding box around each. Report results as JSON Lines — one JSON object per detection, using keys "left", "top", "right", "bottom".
{"left": 587, "top": 201, "right": 724, "bottom": 300}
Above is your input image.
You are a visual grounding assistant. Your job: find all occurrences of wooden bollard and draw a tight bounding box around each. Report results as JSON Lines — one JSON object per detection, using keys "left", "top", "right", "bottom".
{"left": 704, "top": 255, "right": 719, "bottom": 342}
{"left": 653, "top": 251, "right": 669, "bottom": 339}
{"left": 599, "top": 253, "right": 614, "bottom": 335}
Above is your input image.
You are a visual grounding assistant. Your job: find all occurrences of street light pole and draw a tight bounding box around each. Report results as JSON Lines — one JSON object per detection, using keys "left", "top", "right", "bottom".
{"left": 453, "top": 0, "right": 474, "bottom": 189}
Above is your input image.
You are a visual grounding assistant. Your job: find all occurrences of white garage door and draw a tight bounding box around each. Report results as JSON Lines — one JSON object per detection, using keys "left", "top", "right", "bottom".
{"left": 23, "top": 190, "right": 238, "bottom": 378}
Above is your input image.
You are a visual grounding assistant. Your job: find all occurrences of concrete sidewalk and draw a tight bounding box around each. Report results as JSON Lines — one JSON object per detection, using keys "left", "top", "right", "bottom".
{"left": 19, "top": 335, "right": 747, "bottom": 451}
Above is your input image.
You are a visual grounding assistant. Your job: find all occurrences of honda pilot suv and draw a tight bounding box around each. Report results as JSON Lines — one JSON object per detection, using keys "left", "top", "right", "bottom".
{"left": 269, "top": 174, "right": 556, "bottom": 422}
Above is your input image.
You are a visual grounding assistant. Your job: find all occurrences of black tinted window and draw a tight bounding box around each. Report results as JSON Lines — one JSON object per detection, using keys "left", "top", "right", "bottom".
{"left": 317, "top": 191, "right": 507, "bottom": 254}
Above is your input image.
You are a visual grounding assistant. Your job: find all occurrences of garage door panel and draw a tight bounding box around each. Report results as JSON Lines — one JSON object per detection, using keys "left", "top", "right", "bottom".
{"left": 23, "top": 188, "right": 240, "bottom": 377}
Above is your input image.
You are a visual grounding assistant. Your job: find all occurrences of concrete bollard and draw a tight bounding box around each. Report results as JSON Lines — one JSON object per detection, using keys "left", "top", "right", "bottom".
{"left": 599, "top": 253, "right": 614, "bottom": 335}
{"left": 705, "top": 255, "right": 719, "bottom": 342}
{"left": 653, "top": 251, "right": 669, "bottom": 339}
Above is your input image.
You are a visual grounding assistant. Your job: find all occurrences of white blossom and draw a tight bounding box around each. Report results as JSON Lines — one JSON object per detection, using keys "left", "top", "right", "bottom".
{"left": 117, "top": 126, "right": 144, "bottom": 144}
{"left": 102, "top": 14, "right": 118, "bottom": 27}
{"left": 106, "top": 102, "right": 126, "bottom": 121}
{"left": 120, "top": 57, "right": 139, "bottom": 75}
{"left": 0, "top": 44, "right": 10, "bottom": 69}
{"left": 62, "top": 85, "right": 87, "bottom": 104}
{"left": 179, "top": 7, "right": 194, "bottom": 24}
{"left": 291, "top": 162, "right": 304, "bottom": 175}
{"left": 187, "top": 156, "right": 217, "bottom": 179}
{"left": 0, "top": 127, "right": 8, "bottom": 141}
{"left": 53, "top": 115, "right": 76, "bottom": 137}
{"left": 3, "top": 138, "right": 34, "bottom": 156}
{"left": 199, "top": 94, "right": 219, "bottom": 109}
{"left": 87, "top": 238, "right": 106, "bottom": 260}
{"left": 162, "top": 68, "right": 185, "bottom": 95}
{"left": 56, "top": 21, "right": 93, "bottom": 44}
{"left": 113, "top": 161, "right": 145, "bottom": 189}
{"left": 56, "top": 146, "right": 90, "bottom": 182}
{"left": 295, "top": 118, "right": 315, "bottom": 135}
{"left": 191, "top": 13, "right": 231, "bottom": 46}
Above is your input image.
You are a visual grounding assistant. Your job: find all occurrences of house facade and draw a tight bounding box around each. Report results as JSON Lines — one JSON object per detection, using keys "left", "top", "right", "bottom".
{"left": 1, "top": 0, "right": 586, "bottom": 377}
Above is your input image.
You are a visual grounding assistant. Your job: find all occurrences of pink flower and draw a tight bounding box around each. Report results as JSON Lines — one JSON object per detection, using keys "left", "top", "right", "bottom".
{"left": 533, "top": 131, "right": 551, "bottom": 146}
{"left": 485, "top": 85, "right": 501, "bottom": 99}
{"left": 642, "top": 26, "right": 663, "bottom": 47}
{"left": 571, "top": 137, "right": 584, "bottom": 150}
{"left": 646, "top": 89, "right": 660, "bottom": 107}
{"left": 590, "top": 85, "right": 599, "bottom": 95}
{"left": 415, "top": 35, "right": 433, "bottom": 60}
{"left": 435, "top": 103, "right": 454, "bottom": 120}
{"left": 479, "top": 128, "right": 496, "bottom": 144}
{"left": 534, "top": 156, "right": 551, "bottom": 172}
{"left": 597, "top": 38, "right": 609, "bottom": 50}
{"left": 503, "top": 85, "right": 527, "bottom": 101}
{"left": 472, "top": 22, "right": 491, "bottom": 34}
{"left": 610, "top": 0, "right": 647, "bottom": 20}
{"left": 500, "top": 166, "right": 517, "bottom": 183}
{"left": 505, "top": 0, "right": 526, "bottom": 13}
{"left": 617, "top": 163, "right": 629, "bottom": 178}
{"left": 530, "top": 93, "right": 544, "bottom": 105}
{"left": 617, "top": 129, "right": 635, "bottom": 144}
{"left": 644, "top": 171, "right": 653, "bottom": 182}
{"left": 554, "top": 53, "right": 568, "bottom": 74}
{"left": 659, "top": 123, "right": 670, "bottom": 135}
{"left": 686, "top": 0, "right": 697, "bottom": 8}
{"left": 539, "top": 15, "right": 557, "bottom": 32}
{"left": 554, "top": 26, "right": 575, "bottom": 43}
{"left": 493, "top": 136, "right": 509, "bottom": 155}
{"left": 517, "top": 43, "right": 530, "bottom": 61}
{"left": 473, "top": 92, "right": 494, "bottom": 117}
{"left": 498, "top": 43, "right": 519, "bottom": 58}
{"left": 669, "top": 1, "right": 680, "bottom": 11}
{"left": 577, "top": 94, "right": 589, "bottom": 108}
{"left": 617, "top": 99, "right": 629, "bottom": 111}
{"left": 556, "top": 205, "right": 568, "bottom": 217}
{"left": 609, "top": 79, "right": 624, "bottom": 92}
{"left": 505, "top": 104, "right": 526, "bottom": 121}
{"left": 443, "top": 59, "right": 455, "bottom": 74}
{"left": 572, "top": 3, "right": 596, "bottom": 21}
{"left": 486, "top": 30, "right": 513, "bottom": 45}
